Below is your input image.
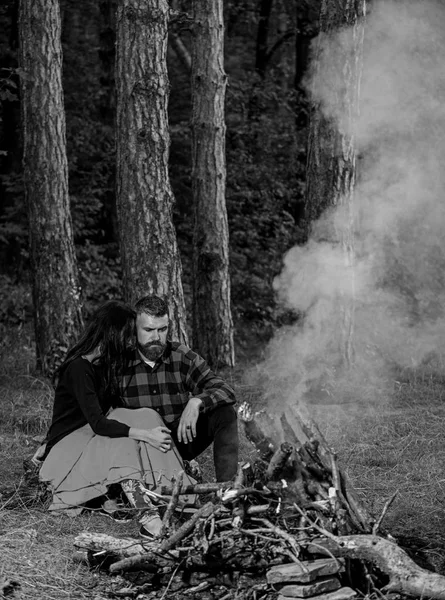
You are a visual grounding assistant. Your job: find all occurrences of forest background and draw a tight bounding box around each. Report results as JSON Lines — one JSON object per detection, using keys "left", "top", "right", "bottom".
{"left": 0, "top": 0, "right": 312, "bottom": 347}
{"left": 1, "top": 0, "right": 445, "bottom": 597}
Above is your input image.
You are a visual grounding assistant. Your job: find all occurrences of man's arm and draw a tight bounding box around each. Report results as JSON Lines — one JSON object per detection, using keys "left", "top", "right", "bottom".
{"left": 184, "top": 350, "right": 236, "bottom": 412}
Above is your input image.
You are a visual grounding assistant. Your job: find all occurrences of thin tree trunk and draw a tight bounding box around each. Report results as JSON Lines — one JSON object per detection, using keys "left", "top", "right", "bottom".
{"left": 97, "top": 0, "right": 119, "bottom": 244}
{"left": 305, "top": 0, "right": 365, "bottom": 222}
{"left": 305, "top": 0, "right": 365, "bottom": 365}
{"left": 169, "top": 31, "right": 192, "bottom": 73}
{"left": 255, "top": 0, "right": 274, "bottom": 78}
{"left": 191, "top": 0, "right": 235, "bottom": 367}
{"left": 98, "top": 0, "right": 117, "bottom": 123}
{"left": 18, "top": 0, "right": 83, "bottom": 375}
{"left": 115, "top": 0, "right": 187, "bottom": 343}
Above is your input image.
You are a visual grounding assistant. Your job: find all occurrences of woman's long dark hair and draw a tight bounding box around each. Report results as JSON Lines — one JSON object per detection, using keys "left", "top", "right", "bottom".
{"left": 57, "top": 300, "right": 136, "bottom": 399}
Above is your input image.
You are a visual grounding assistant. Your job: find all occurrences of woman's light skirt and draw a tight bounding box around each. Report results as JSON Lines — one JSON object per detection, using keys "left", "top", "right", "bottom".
{"left": 39, "top": 407, "right": 195, "bottom": 515}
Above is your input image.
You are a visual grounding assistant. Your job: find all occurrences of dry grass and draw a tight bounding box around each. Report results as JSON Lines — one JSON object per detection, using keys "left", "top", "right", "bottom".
{"left": 312, "top": 373, "right": 445, "bottom": 574}
{"left": 1, "top": 336, "right": 445, "bottom": 598}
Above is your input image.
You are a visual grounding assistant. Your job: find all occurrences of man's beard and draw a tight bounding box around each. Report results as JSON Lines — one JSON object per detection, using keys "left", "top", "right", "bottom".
{"left": 138, "top": 341, "right": 166, "bottom": 361}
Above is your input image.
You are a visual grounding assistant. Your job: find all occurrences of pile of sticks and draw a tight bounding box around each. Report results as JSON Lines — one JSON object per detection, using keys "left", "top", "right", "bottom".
{"left": 74, "top": 403, "right": 445, "bottom": 600}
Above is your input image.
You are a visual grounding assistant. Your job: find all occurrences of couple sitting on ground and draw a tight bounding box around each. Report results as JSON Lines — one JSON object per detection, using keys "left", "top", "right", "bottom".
{"left": 35, "top": 295, "right": 239, "bottom": 539}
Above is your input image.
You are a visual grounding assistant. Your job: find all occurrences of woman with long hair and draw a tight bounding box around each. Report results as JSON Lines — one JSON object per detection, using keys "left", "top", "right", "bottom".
{"left": 37, "top": 300, "right": 195, "bottom": 538}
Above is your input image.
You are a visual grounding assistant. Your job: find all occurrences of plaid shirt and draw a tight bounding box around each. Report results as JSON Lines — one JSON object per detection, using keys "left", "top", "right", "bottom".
{"left": 120, "top": 341, "right": 236, "bottom": 424}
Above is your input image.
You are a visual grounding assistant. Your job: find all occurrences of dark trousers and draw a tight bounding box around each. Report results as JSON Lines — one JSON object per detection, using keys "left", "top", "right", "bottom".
{"left": 169, "top": 405, "right": 239, "bottom": 482}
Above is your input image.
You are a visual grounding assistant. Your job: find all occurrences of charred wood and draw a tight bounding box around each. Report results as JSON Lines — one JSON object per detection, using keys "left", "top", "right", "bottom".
{"left": 266, "top": 442, "right": 294, "bottom": 480}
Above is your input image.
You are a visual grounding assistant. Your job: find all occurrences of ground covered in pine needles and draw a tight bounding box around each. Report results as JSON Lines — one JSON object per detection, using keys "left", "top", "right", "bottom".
{"left": 1, "top": 324, "right": 445, "bottom": 599}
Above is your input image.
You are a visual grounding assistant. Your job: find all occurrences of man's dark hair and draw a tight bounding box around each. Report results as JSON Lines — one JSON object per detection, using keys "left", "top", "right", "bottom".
{"left": 135, "top": 295, "right": 169, "bottom": 318}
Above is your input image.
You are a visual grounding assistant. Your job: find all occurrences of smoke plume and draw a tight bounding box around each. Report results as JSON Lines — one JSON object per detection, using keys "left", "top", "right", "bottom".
{"left": 256, "top": 0, "right": 445, "bottom": 412}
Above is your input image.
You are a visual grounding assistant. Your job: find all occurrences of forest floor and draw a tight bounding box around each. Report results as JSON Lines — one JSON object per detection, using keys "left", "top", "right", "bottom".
{"left": 1, "top": 323, "right": 445, "bottom": 599}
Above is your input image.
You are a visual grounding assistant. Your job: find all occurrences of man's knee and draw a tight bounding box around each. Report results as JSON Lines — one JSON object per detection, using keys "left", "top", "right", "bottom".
{"left": 207, "top": 404, "right": 238, "bottom": 432}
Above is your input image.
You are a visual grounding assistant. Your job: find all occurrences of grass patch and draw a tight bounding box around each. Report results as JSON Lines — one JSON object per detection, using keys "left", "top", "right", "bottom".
{"left": 312, "top": 375, "right": 445, "bottom": 574}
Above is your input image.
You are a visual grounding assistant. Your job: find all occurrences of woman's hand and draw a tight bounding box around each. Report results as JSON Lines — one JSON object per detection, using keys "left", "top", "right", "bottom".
{"left": 129, "top": 426, "right": 172, "bottom": 453}
{"left": 31, "top": 443, "right": 47, "bottom": 467}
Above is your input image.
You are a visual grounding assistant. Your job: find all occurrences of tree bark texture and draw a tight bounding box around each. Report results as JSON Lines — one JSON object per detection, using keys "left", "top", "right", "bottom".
{"left": 18, "top": 0, "right": 83, "bottom": 375}
{"left": 255, "top": 0, "right": 274, "bottom": 78}
{"left": 98, "top": 0, "right": 117, "bottom": 123}
{"left": 305, "top": 0, "right": 365, "bottom": 223}
{"left": 337, "top": 535, "right": 445, "bottom": 599}
{"left": 191, "top": 0, "right": 234, "bottom": 367}
{"left": 304, "top": 0, "right": 365, "bottom": 365}
{"left": 115, "top": 0, "right": 187, "bottom": 343}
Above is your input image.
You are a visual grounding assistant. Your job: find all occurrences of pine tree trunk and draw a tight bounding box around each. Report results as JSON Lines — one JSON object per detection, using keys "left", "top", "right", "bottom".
{"left": 305, "top": 0, "right": 365, "bottom": 222}
{"left": 18, "top": 0, "right": 83, "bottom": 376}
{"left": 115, "top": 0, "right": 187, "bottom": 343}
{"left": 255, "top": 0, "right": 274, "bottom": 78}
{"left": 98, "top": 0, "right": 117, "bottom": 124}
{"left": 191, "top": 0, "right": 235, "bottom": 367}
{"left": 305, "top": 0, "right": 366, "bottom": 365}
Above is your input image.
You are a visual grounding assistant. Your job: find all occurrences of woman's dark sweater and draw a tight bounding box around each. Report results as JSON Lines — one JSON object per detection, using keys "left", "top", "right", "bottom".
{"left": 44, "top": 357, "right": 130, "bottom": 454}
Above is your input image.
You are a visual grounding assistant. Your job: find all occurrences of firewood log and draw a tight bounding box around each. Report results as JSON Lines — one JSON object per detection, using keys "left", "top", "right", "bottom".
{"left": 241, "top": 404, "right": 373, "bottom": 534}
{"left": 73, "top": 532, "right": 177, "bottom": 572}
{"left": 109, "top": 502, "right": 218, "bottom": 573}
{"left": 238, "top": 402, "right": 277, "bottom": 459}
{"left": 302, "top": 531, "right": 445, "bottom": 599}
{"left": 160, "top": 471, "right": 183, "bottom": 536}
{"left": 231, "top": 462, "right": 248, "bottom": 527}
{"left": 284, "top": 408, "right": 373, "bottom": 532}
{"left": 159, "top": 481, "right": 232, "bottom": 496}
{"left": 266, "top": 442, "right": 294, "bottom": 480}
{"left": 336, "top": 534, "right": 445, "bottom": 600}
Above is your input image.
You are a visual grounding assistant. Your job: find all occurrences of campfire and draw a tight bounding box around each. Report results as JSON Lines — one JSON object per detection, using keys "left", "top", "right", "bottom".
{"left": 73, "top": 403, "right": 445, "bottom": 600}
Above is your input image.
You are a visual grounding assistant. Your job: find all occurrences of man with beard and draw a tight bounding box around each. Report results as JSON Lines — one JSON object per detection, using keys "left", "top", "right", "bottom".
{"left": 120, "top": 295, "right": 238, "bottom": 483}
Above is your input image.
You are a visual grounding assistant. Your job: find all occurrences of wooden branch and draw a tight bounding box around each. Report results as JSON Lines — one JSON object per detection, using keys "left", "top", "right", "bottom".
{"left": 336, "top": 534, "right": 445, "bottom": 600}
{"left": 282, "top": 408, "right": 373, "bottom": 533}
{"left": 169, "top": 32, "right": 191, "bottom": 72}
{"left": 339, "top": 470, "right": 374, "bottom": 532}
{"left": 109, "top": 504, "right": 217, "bottom": 573}
{"left": 221, "top": 486, "right": 272, "bottom": 503}
{"left": 231, "top": 462, "right": 247, "bottom": 528}
{"left": 159, "top": 481, "right": 232, "bottom": 496}
{"left": 266, "top": 442, "right": 294, "bottom": 480}
{"left": 250, "top": 517, "right": 302, "bottom": 562}
{"left": 161, "top": 471, "right": 183, "bottom": 536}
{"left": 74, "top": 532, "right": 154, "bottom": 558}
{"left": 372, "top": 491, "right": 398, "bottom": 536}
{"left": 109, "top": 550, "right": 175, "bottom": 574}
{"left": 238, "top": 402, "right": 276, "bottom": 459}
{"left": 265, "top": 30, "right": 296, "bottom": 64}
{"left": 159, "top": 501, "right": 217, "bottom": 554}
{"left": 74, "top": 532, "right": 177, "bottom": 573}
{"left": 246, "top": 504, "right": 270, "bottom": 515}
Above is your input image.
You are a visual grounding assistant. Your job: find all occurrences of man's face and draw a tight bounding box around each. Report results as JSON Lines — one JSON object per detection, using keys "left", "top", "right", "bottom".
{"left": 136, "top": 312, "right": 169, "bottom": 361}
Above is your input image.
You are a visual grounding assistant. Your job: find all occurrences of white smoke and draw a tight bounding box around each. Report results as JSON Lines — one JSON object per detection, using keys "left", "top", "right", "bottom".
{"left": 256, "top": 0, "right": 445, "bottom": 411}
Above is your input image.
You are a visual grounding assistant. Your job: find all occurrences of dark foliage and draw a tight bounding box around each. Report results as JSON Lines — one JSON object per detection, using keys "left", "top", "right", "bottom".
{"left": 0, "top": 0, "right": 320, "bottom": 342}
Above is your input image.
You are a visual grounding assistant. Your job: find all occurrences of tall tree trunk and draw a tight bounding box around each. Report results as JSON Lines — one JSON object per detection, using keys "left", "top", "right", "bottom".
{"left": 18, "top": 0, "right": 83, "bottom": 376}
{"left": 304, "top": 0, "right": 366, "bottom": 365}
{"left": 191, "top": 0, "right": 234, "bottom": 368}
{"left": 305, "top": 0, "right": 365, "bottom": 223}
{"left": 115, "top": 0, "right": 188, "bottom": 343}
{"left": 98, "top": 0, "right": 119, "bottom": 244}
{"left": 169, "top": 31, "right": 192, "bottom": 73}
{"left": 255, "top": 0, "right": 274, "bottom": 78}
{"left": 98, "top": 0, "right": 117, "bottom": 123}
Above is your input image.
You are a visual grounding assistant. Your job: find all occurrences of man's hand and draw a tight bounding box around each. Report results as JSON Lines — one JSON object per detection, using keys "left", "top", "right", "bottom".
{"left": 177, "top": 397, "right": 202, "bottom": 444}
{"left": 129, "top": 426, "right": 172, "bottom": 452}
